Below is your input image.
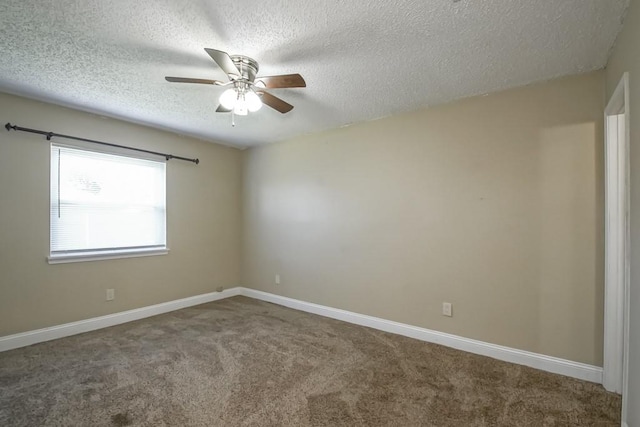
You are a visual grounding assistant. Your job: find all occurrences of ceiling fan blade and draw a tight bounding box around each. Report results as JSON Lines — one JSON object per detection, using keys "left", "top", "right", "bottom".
{"left": 204, "top": 48, "right": 240, "bottom": 78}
{"left": 257, "top": 91, "right": 294, "bottom": 114}
{"left": 255, "top": 73, "right": 306, "bottom": 89}
{"left": 216, "top": 104, "right": 232, "bottom": 113}
{"left": 165, "top": 76, "right": 224, "bottom": 85}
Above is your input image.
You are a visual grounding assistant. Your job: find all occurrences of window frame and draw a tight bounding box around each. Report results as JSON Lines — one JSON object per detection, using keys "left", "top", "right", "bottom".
{"left": 48, "top": 141, "right": 169, "bottom": 264}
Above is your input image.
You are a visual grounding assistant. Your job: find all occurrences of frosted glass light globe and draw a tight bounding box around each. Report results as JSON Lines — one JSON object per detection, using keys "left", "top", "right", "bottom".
{"left": 219, "top": 88, "right": 237, "bottom": 109}
{"left": 233, "top": 98, "right": 249, "bottom": 116}
{"left": 246, "top": 91, "right": 262, "bottom": 112}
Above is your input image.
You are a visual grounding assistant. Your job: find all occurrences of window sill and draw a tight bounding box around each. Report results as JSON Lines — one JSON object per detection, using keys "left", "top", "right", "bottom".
{"left": 47, "top": 248, "right": 169, "bottom": 264}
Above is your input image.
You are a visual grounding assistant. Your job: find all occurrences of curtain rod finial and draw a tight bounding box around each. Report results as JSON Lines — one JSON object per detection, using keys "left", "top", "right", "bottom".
{"left": 5, "top": 122, "right": 15, "bottom": 131}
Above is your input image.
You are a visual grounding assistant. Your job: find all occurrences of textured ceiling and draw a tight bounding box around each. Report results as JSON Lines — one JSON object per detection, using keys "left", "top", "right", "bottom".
{"left": 0, "top": 0, "right": 629, "bottom": 148}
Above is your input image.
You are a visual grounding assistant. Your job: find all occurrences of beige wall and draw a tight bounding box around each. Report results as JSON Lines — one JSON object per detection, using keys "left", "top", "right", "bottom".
{"left": 0, "top": 70, "right": 608, "bottom": 369}
{"left": 606, "top": 0, "right": 640, "bottom": 423}
{"left": 0, "top": 92, "right": 242, "bottom": 336}
{"left": 242, "top": 71, "right": 605, "bottom": 366}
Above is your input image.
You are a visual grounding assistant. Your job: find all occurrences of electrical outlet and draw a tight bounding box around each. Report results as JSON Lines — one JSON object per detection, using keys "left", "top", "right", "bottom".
{"left": 275, "top": 274, "right": 280, "bottom": 285}
{"left": 442, "top": 302, "right": 452, "bottom": 317}
{"left": 106, "top": 289, "right": 115, "bottom": 301}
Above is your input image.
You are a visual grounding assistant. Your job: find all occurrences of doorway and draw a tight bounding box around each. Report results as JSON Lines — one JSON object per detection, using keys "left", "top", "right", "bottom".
{"left": 603, "top": 72, "right": 630, "bottom": 423}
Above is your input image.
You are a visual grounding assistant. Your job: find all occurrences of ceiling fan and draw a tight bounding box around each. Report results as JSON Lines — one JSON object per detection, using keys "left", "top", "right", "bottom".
{"left": 165, "top": 48, "right": 306, "bottom": 118}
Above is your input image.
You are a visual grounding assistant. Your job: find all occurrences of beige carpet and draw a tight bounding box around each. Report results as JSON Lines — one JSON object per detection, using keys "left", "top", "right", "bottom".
{"left": 0, "top": 296, "right": 620, "bottom": 426}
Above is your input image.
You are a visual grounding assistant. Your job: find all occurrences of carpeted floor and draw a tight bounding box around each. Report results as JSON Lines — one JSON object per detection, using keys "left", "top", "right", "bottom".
{"left": 0, "top": 296, "right": 621, "bottom": 426}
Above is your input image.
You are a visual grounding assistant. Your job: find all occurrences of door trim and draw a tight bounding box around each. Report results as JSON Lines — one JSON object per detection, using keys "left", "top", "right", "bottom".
{"left": 602, "top": 72, "right": 630, "bottom": 413}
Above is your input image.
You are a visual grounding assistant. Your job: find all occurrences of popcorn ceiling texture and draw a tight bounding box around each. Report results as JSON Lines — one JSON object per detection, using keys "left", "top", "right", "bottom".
{"left": 0, "top": 0, "right": 629, "bottom": 147}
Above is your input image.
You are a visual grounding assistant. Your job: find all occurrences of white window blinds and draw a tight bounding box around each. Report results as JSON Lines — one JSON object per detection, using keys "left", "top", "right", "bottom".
{"left": 50, "top": 144, "right": 166, "bottom": 257}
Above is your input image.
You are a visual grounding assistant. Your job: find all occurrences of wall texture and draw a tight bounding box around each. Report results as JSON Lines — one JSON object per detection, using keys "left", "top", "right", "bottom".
{"left": 0, "top": 92, "right": 242, "bottom": 336}
{"left": 606, "top": 0, "right": 639, "bottom": 423}
{"left": 242, "top": 72, "right": 605, "bottom": 366}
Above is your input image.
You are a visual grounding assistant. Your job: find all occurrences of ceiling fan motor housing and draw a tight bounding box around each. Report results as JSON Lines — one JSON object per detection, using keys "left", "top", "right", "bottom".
{"left": 230, "top": 55, "right": 259, "bottom": 82}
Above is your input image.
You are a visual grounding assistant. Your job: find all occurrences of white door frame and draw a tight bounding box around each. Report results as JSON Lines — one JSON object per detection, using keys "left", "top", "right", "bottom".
{"left": 603, "top": 72, "right": 630, "bottom": 412}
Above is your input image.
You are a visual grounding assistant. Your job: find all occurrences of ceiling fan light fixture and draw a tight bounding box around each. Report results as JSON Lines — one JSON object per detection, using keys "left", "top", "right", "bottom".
{"left": 219, "top": 87, "right": 262, "bottom": 115}
{"left": 246, "top": 90, "right": 262, "bottom": 112}
{"left": 219, "top": 88, "right": 237, "bottom": 110}
{"left": 233, "top": 98, "right": 249, "bottom": 115}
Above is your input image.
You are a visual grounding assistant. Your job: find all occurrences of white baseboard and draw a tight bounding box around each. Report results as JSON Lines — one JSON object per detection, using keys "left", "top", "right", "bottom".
{"left": 240, "top": 288, "right": 603, "bottom": 384}
{"left": 0, "top": 286, "right": 603, "bottom": 385}
{"left": 0, "top": 287, "right": 242, "bottom": 353}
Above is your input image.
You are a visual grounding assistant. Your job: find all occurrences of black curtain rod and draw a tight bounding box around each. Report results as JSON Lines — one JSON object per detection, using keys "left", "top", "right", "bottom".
{"left": 5, "top": 123, "right": 199, "bottom": 164}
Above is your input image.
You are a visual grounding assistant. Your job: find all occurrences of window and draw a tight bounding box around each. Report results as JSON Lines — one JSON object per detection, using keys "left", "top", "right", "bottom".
{"left": 49, "top": 143, "right": 167, "bottom": 263}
